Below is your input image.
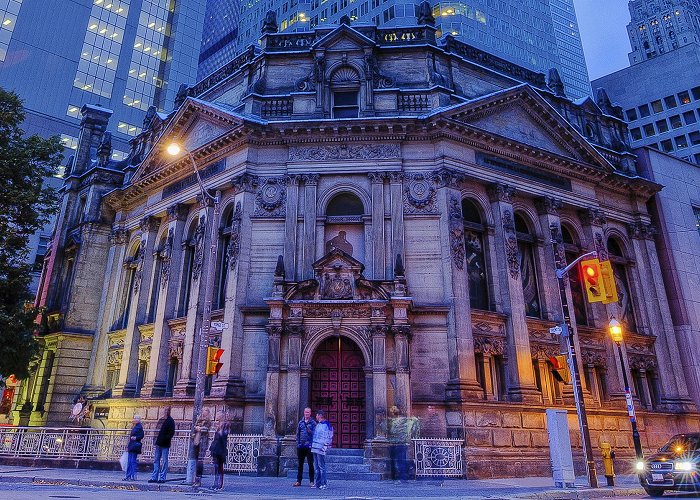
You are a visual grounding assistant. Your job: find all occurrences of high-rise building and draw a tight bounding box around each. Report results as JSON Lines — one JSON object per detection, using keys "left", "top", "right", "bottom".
{"left": 592, "top": 0, "right": 700, "bottom": 164}
{"left": 198, "top": 0, "right": 239, "bottom": 78}
{"left": 0, "top": 0, "right": 207, "bottom": 158}
{"left": 202, "top": 0, "right": 590, "bottom": 98}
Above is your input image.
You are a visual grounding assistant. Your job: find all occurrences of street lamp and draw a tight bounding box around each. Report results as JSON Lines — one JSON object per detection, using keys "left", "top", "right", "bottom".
{"left": 608, "top": 318, "right": 644, "bottom": 461}
{"left": 166, "top": 142, "right": 221, "bottom": 485}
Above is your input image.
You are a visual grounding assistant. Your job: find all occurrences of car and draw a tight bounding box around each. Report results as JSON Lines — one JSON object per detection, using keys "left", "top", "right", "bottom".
{"left": 637, "top": 433, "right": 700, "bottom": 497}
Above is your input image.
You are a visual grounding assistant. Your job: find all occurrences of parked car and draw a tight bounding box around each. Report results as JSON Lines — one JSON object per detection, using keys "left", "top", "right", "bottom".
{"left": 637, "top": 433, "right": 700, "bottom": 497}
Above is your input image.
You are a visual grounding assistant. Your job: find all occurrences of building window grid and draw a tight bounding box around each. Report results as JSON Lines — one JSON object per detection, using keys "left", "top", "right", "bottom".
{"left": 117, "top": 120, "right": 142, "bottom": 137}
{"left": 0, "top": 0, "right": 23, "bottom": 61}
{"left": 73, "top": 0, "right": 129, "bottom": 98}
{"left": 123, "top": 0, "right": 174, "bottom": 111}
{"left": 66, "top": 104, "right": 81, "bottom": 119}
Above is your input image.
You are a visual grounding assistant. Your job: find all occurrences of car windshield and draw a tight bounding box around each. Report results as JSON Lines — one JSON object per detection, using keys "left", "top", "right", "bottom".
{"left": 659, "top": 435, "right": 700, "bottom": 454}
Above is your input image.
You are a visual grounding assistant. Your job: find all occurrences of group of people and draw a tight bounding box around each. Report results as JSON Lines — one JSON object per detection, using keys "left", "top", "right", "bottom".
{"left": 122, "top": 407, "right": 231, "bottom": 490}
{"left": 294, "top": 408, "right": 334, "bottom": 490}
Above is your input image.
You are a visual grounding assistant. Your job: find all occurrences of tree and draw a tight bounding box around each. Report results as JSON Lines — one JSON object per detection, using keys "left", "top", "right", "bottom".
{"left": 0, "top": 87, "right": 62, "bottom": 380}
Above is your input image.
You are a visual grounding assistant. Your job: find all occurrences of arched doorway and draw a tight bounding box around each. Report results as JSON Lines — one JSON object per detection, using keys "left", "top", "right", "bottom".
{"left": 311, "top": 336, "right": 366, "bottom": 448}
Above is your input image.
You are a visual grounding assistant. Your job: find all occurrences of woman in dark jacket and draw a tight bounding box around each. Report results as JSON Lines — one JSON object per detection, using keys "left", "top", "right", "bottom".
{"left": 209, "top": 421, "right": 231, "bottom": 490}
{"left": 124, "top": 415, "right": 144, "bottom": 481}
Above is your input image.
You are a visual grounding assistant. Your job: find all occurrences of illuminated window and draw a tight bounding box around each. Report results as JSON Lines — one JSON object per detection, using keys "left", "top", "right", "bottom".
{"left": 693, "top": 207, "right": 700, "bottom": 237}
{"left": 0, "top": 0, "right": 23, "bottom": 61}
{"left": 111, "top": 150, "right": 129, "bottom": 161}
{"left": 117, "top": 121, "right": 142, "bottom": 137}
{"left": 66, "top": 104, "right": 81, "bottom": 119}
{"left": 73, "top": 0, "right": 129, "bottom": 97}
{"left": 60, "top": 134, "right": 79, "bottom": 150}
{"left": 123, "top": 0, "right": 174, "bottom": 111}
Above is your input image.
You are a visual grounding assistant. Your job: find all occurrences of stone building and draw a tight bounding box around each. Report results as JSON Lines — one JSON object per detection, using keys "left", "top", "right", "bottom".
{"left": 17, "top": 11, "right": 700, "bottom": 477}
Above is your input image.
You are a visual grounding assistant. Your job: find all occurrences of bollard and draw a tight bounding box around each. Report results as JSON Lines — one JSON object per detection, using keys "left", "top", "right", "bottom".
{"left": 600, "top": 442, "right": 616, "bottom": 486}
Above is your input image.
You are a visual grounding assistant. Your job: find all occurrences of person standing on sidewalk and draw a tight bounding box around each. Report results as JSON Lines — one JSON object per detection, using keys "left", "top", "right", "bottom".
{"left": 149, "top": 407, "right": 175, "bottom": 483}
{"left": 192, "top": 408, "right": 211, "bottom": 487}
{"left": 123, "top": 415, "right": 144, "bottom": 481}
{"left": 209, "top": 421, "right": 231, "bottom": 490}
{"left": 311, "top": 410, "right": 333, "bottom": 490}
{"left": 293, "top": 407, "right": 316, "bottom": 487}
{"left": 387, "top": 405, "right": 420, "bottom": 482}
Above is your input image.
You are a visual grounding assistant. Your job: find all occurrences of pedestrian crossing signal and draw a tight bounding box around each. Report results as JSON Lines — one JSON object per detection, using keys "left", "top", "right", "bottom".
{"left": 599, "top": 260, "right": 619, "bottom": 305}
{"left": 549, "top": 355, "right": 571, "bottom": 384}
{"left": 205, "top": 346, "right": 224, "bottom": 376}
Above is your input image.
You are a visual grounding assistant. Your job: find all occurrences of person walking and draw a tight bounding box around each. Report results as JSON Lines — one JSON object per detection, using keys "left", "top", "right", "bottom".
{"left": 123, "top": 415, "right": 144, "bottom": 481}
{"left": 192, "top": 408, "right": 211, "bottom": 487}
{"left": 293, "top": 407, "right": 316, "bottom": 487}
{"left": 387, "top": 405, "right": 420, "bottom": 482}
{"left": 209, "top": 421, "right": 231, "bottom": 490}
{"left": 149, "top": 406, "right": 175, "bottom": 483}
{"left": 310, "top": 410, "right": 333, "bottom": 490}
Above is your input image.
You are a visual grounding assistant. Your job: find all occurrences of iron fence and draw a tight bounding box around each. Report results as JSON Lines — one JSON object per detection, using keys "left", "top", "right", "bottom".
{"left": 0, "top": 427, "right": 261, "bottom": 472}
{"left": 413, "top": 438, "right": 464, "bottom": 477}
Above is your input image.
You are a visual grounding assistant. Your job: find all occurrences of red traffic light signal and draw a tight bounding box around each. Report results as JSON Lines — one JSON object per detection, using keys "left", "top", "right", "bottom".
{"left": 205, "top": 346, "right": 224, "bottom": 376}
{"left": 549, "top": 355, "right": 571, "bottom": 384}
{"left": 580, "top": 258, "right": 605, "bottom": 303}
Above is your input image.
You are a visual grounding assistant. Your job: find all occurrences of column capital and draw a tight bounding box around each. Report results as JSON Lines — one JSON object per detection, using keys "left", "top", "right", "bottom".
{"left": 578, "top": 207, "right": 606, "bottom": 226}
{"left": 140, "top": 215, "right": 159, "bottom": 233}
{"left": 535, "top": 196, "right": 563, "bottom": 215}
{"left": 367, "top": 171, "right": 386, "bottom": 184}
{"left": 627, "top": 221, "right": 657, "bottom": 240}
{"left": 301, "top": 173, "right": 320, "bottom": 186}
{"left": 448, "top": 193, "right": 465, "bottom": 270}
{"left": 166, "top": 203, "right": 189, "bottom": 222}
{"left": 431, "top": 167, "right": 464, "bottom": 189}
{"left": 487, "top": 183, "right": 516, "bottom": 203}
{"left": 109, "top": 225, "right": 128, "bottom": 245}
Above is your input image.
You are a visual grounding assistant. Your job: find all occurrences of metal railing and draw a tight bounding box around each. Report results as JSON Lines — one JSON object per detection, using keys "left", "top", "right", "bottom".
{"left": 0, "top": 427, "right": 261, "bottom": 473}
{"left": 413, "top": 438, "right": 464, "bottom": 477}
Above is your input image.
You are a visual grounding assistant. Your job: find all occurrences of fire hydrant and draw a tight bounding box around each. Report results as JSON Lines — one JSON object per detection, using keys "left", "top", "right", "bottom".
{"left": 601, "top": 442, "right": 616, "bottom": 486}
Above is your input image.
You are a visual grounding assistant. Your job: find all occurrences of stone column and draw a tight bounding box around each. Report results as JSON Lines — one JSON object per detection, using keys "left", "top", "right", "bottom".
{"left": 481, "top": 354, "right": 496, "bottom": 400}
{"left": 302, "top": 174, "right": 319, "bottom": 279}
{"left": 393, "top": 326, "right": 411, "bottom": 414}
{"left": 284, "top": 324, "right": 304, "bottom": 437}
{"left": 436, "top": 184, "right": 483, "bottom": 402}
{"left": 264, "top": 325, "right": 283, "bottom": 436}
{"left": 284, "top": 175, "right": 301, "bottom": 279}
{"left": 368, "top": 172, "right": 385, "bottom": 280}
{"left": 142, "top": 204, "right": 188, "bottom": 397}
{"left": 627, "top": 221, "right": 693, "bottom": 411}
{"left": 372, "top": 329, "right": 388, "bottom": 439}
{"left": 113, "top": 216, "right": 160, "bottom": 397}
{"left": 388, "top": 172, "right": 404, "bottom": 277}
{"left": 211, "top": 191, "right": 253, "bottom": 398}
{"left": 488, "top": 184, "right": 540, "bottom": 403}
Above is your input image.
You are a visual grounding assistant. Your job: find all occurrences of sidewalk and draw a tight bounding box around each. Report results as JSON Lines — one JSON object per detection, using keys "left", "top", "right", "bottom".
{"left": 0, "top": 465, "right": 646, "bottom": 499}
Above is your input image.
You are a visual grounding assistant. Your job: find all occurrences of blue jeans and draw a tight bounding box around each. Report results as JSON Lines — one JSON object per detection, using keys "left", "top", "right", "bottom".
{"left": 151, "top": 445, "right": 170, "bottom": 481}
{"left": 312, "top": 452, "right": 327, "bottom": 487}
{"left": 125, "top": 452, "right": 138, "bottom": 479}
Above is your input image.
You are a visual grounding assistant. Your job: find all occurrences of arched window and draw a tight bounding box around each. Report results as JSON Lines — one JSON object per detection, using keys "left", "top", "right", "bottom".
{"left": 177, "top": 219, "right": 198, "bottom": 318}
{"left": 324, "top": 192, "right": 365, "bottom": 261}
{"left": 330, "top": 67, "right": 360, "bottom": 118}
{"left": 514, "top": 213, "right": 541, "bottom": 318}
{"left": 561, "top": 225, "right": 587, "bottom": 326}
{"left": 113, "top": 243, "right": 139, "bottom": 329}
{"left": 607, "top": 237, "right": 637, "bottom": 332}
{"left": 462, "top": 199, "right": 490, "bottom": 310}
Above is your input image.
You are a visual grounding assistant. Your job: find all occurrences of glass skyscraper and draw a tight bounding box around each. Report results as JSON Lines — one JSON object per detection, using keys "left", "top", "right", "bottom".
{"left": 204, "top": 0, "right": 590, "bottom": 98}
{"left": 0, "top": 0, "right": 207, "bottom": 158}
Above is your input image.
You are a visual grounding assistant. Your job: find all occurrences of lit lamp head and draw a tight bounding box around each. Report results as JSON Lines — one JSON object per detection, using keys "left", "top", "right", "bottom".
{"left": 166, "top": 142, "right": 182, "bottom": 156}
{"left": 609, "top": 318, "right": 623, "bottom": 344}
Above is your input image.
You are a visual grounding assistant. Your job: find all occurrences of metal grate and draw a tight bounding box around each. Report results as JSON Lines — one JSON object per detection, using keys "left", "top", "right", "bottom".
{"left": 413, "top": 438, "right": 464, "bottom": 477}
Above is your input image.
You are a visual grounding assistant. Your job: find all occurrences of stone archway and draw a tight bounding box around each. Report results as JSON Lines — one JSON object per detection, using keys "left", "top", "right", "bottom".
{"left": 310, "top": 336, "right": 366, "bottom": 448}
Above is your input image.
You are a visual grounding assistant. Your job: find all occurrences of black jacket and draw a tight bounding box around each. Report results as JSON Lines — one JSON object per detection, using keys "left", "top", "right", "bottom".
{"left": 209, "top": 429, "right": 230, "bottom": 459}
{"left": 127, "top": 422, "right": 144, "bottom": 454}
{"left": 155, "top": 416, "right": 176, "bottom": 448}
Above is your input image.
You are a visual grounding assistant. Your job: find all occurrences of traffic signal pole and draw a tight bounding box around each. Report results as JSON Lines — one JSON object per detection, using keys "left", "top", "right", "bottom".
{"left": 552, "top": 239, "right": 598, "bottom": 489}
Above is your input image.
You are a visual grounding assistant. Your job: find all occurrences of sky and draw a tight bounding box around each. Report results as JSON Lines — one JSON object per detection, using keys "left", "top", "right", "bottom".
{"left": 572, "top": 0, "right": 632, "bottom": 80}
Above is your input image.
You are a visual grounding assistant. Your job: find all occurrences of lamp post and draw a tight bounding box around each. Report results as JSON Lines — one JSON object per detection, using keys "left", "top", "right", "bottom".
{"left": 609, "top": 318, "right": 644, "bottom": 460}
{"left": 166, "top": 142, "right": 221, "bottom": 484}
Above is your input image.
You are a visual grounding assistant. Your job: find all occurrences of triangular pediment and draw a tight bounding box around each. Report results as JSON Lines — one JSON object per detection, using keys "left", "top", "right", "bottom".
{"left": 313, "top": 248, "right": 365, "bottom": 273}
{"left": 130, "top": 98, "right": 244, "bottom": 184}
{"left": 443, "top": 86, "right": 613, "bottom": 171}
{"left": 312, "top": 25, "right": 376, "bottom": 52}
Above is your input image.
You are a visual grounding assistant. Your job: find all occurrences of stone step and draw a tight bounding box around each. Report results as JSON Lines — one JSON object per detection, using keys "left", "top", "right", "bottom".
{"left": 326, "top": 463, "right": 372, "bottom": 473}
{"left": 325, "top": 448, "right": 364, "bottom": 456}
{"left": 323, "top": 455, "right": 366, "bottom": 464}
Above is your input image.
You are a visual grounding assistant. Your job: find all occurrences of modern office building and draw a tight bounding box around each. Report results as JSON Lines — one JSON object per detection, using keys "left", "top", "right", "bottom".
{"left": 198, "top": 0, "right": 240, "bottom": 79}
{"left": 208, "top": 0, "right": 590, "bottom": 98}
{"left": 592, "top": 1, "right": 700, "bottom": 165}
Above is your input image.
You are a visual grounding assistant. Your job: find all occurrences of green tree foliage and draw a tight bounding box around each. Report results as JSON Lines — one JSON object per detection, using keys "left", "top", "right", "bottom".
{"left": 0, "top": 87, "right": 62, "bottom": 380}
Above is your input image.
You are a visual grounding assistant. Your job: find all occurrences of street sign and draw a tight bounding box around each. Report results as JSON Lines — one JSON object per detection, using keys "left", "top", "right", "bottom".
{"left": 210, "top": 321, "right": 229, "bottom": 331}
{"left": 549, "top": 326, "right": 563, "bottom": 336}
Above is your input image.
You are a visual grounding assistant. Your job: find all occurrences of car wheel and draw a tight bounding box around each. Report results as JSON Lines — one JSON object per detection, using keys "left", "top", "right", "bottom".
{"left": 643, "top": 487, "right": 664, "bottom": 497}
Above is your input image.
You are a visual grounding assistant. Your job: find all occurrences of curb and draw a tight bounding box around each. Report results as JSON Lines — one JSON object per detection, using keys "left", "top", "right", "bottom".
{"left": 0, "top": 474, "right": 198, "bottom": 493}
{"left": 518, "top": 486, "right": 645, "bottom": 498}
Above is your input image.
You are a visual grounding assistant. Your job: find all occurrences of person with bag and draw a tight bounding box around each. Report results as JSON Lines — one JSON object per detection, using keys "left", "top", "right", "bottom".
{"left": 310, "top": 410, "right": 333, "bottom": 490}
{"left": 293, "top": 407, "right": 316, "bottom": 487}
{"left": 123, "top": 415, "right": 144, "bottom": 481}
{"left": 149, "top": 406, "right": 175, "bottom": 483}
{"left": 209, "top": 421, "right": 231, "bottom": 490}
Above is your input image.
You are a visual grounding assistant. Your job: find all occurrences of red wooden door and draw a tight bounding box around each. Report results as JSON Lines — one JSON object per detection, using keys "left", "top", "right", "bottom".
{"left": 311, "top": 337, "right": 366, "bottom": 448}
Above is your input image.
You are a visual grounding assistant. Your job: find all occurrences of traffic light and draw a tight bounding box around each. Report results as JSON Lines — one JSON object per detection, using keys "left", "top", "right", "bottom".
{"left": 549, "top": 355, "right": 571, "bottom": 384}
{"left": 205, "top": 346, "right": 224, "bottom": 376}
{"left": 599, "top": 260, "right": 619, "bottom": 305}
{"left": 580, "top": 258, "right": 605, "bottom": 303}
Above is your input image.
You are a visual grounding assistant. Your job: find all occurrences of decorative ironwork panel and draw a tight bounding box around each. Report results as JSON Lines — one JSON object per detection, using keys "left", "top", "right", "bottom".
{"left": 225, "top": 434, "right": 261, "bottom": 472}
{"left": 413, "top": 438, "right": 464, "bottom": 477}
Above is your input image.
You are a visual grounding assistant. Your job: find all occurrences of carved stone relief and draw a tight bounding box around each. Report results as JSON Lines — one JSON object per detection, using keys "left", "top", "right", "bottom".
{"left": 107, "top": 349, "right": 123, "bottom": 367}
{"left": 502, "top": 210, "right": 519, "bottom": 279}
{"left": 191, "top": 216, "right": 206, "bottom": 280}
{"left": 254, "top": 177, "right": 286, "bottom": 217}
{"left": 133, "top": 239, "right": 146, "bottom": 294}
{"left": 403, "top": 173, "right": 438, "bottom": 214}
{"left": 160, "top": 227, "right": 174, "bottom": 288}
{"left": 227, "top": 202, "right": 243, "bottom": 269}
{"left": 288, "top": 144, "right": 400, "bottom": 161}
{"left": 110, "top": 227, "right": 128, "bottom": 245}
{"left": 474, "top": 337, "right": 505, "bottom": 356}
{"left": 448, "top": 194, "right": 465, "bottom": 270}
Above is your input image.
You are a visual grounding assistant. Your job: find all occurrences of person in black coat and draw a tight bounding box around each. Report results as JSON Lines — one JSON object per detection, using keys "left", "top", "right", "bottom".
{"left": 209, "top": 421, "right": 231, "bottom": 490}
{"left": 124, "top": 415, "right": 144, "bottom": 481}
{"left": 149, "top": 407, "right": 176, "bottom": 483}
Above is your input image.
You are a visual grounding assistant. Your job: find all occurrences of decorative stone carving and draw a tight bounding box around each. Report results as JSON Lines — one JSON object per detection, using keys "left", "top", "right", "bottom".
{"left": 404, "top": 173, "right": 438, "bottom": 214}
{"left": 578, "top": 208, "right": 606, "bottom": 226}
{"left": 160, "top": 227, "right": 174, "bottom": 288}
{"left": 107, "top": 349, "right": 123, "bottom": 367}
{"left": 549, "top": 224, "right": 567, "bottom": 266}
{"left": 288, "top": 144, "right": 400, "bottom": 161}
{"left": 301, "top": 173, "right": 320, "bottom": 186}
{"left": 231, "top": 173, "right": 259, "bottom": 193}
{"left": 627, "top": 221, "right": 657, "bottom": 240}
{"left": 581, "top": 350, "right": 606, "bottom": 366}
{"left": 474, "top": 337, "right": 505, "bottom": 356}
{"left": 303, "top": 306, "right": 372, "bottom": 318}
{"left": 364, "top": 53, "right": 394, "bottom": 89}
{"left": 191, "top": 216, "right": 206, "bottom": 280}
{"left": 629, "top": 355, "right": 658, "bottom": 371}
{"left": 448, "top": 194, "right": 465, "bottom": 270}
{"left": 430, "top": 168, "right": 464, "bottom": 189}
{"left": 254, "top": 177, "right": 286, "bottom": 217}
{"left": 321, "top": 272, "right": 354, "bottom": 299}
{"left": 140, "top": 216, "right": 158, "bottom": 233}
{"left": 593, "top": 232, "right": 608, "bottom": 261}
{"left": 296, "top": 54, "right": 325, "bottom": 91}
{"left": 530, "top": 343, "right": 560, "bottom": 359}
{"left": 502, "top": 210, "right": 519, "bottom": 279}
{"left": 133, "top": 239, "right": 146, "bottom": 294}
{"left": 110, "top": 226, "right": 128, "bottom": 245}
{"left": 487, "top": 183, "right": 516, "bottom": 203}
{"left": 535, "top": 197, "right": 563, "bottom": 216}
{"left": 166, "top": 203, "right": 189, "bottom": 222}
{"left": 168, "top": 338, "right": 184, "bottom": 360}
{"left": 138, "top": 345, "right": 152, "bottom": 362}
{"left": 367, "top": 172, "right": 386, "bottom": 184}
{"left": 227, "top": 202, "right": 243, "bottom": 269}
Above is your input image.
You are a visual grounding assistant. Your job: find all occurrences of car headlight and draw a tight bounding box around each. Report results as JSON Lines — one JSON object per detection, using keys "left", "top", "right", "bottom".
{"left": 636, "top": 461, "right": 646, "bottom": 471}
{"left": 675, "top": 461, "right": 693, "bottom": 471}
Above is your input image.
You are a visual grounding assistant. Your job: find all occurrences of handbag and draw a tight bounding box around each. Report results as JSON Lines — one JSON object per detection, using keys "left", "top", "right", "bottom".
{"left": 119, "top": 451, "right": 128, "bottom": 472}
